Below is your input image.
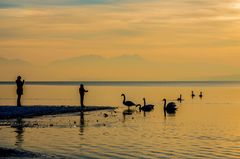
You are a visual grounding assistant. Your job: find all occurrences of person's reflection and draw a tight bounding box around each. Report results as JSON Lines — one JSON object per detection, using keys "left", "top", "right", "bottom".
{"left": 79, "top": 111, "right": 85, "bottom": 135}
{"left": 14, "top": 117, "right": 24, "bottom": 148}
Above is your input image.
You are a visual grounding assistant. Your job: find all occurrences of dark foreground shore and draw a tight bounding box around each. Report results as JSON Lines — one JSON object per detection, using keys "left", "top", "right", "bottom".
{"left": 0, "top": 147, "right": 43, "bottom": 158}
{"left": 0, "top": 106, "right": 116, "bottom": 119}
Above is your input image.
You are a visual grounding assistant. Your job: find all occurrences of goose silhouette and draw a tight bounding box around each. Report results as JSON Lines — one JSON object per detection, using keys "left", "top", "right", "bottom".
{"left": 177, "top": 94, "right": 183, "bottom": 102}
{"left": 163, "top": 98, "right": 177, "bottom": 114}
{"left": 137, "top": 98, "right": 154, "bottom": 112}
{"left": 191, "top": 91, "right": 195, "bottom": 98}
{"left": 121, "top": 94, "right": 140, "bottom": 110}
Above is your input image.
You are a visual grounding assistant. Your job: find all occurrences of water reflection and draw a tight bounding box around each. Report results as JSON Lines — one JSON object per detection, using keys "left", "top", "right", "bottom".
{"left": 79, "top": 111, "right": 85, "bottom": 135}
{"left": 122, "top": 109, "right": 134, "bottom": 122}
{"left": 143, "top": 111, "right": 146, "bottom": 117}
{"left": 1, "top": 85, "right": 240, "bottom": 159}
{"left": 13, "top": 117, "right": 24, "bottom": 148}
{"left": 164, "top": 110, "right": 176, "bottom": 119}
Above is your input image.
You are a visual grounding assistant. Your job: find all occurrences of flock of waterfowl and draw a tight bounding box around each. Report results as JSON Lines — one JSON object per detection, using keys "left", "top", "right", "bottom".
{"left": 121, "top": 91, "right": 203, "bottom": 115}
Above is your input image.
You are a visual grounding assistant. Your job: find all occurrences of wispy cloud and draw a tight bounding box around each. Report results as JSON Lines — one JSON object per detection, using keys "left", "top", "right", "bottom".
{"left": 0, "top": 0, "right": 123, "bottom": 9}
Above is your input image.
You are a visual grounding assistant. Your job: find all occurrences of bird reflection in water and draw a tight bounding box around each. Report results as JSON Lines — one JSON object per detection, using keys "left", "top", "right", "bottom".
{"left": 122, "top": 109, "right": 134, "bottom": 122}
{"left": 13, "top": 117, "right": 24, "bottom": 148}
{"left": 164, "top": 110, "right": 176, "bottom": 119}
{"left": 143, "top": 111, "right": 148, "bottom": 117}
{"left": 79, "top": 111, "right": 85, "bottom": 135}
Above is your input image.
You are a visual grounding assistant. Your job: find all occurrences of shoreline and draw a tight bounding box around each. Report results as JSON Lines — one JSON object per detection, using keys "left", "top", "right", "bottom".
{"left": 0, "top": 105, "right": 117, "bottom": 119}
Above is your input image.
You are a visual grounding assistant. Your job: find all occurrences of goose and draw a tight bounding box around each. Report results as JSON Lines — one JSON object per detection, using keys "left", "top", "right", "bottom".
{"left": 163, "top": 98, "right": 177, "bottom": 113}
{"left": 121, "top": 94, "right": 140, "bottom": 109}
{"left": 199, "top": 92, "right": 203, "bottom": 98}
{"left": 137, "top": 98, "right": 154, "bottom": 112}
{"left": 191, "top": 91, "right": 195, "bottom": 98}
{"left": 177, "top": 94, "right": 183, "bottom": 102}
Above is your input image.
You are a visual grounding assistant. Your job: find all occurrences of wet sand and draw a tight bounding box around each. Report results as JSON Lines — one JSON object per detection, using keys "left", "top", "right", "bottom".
{"left": 0, "top": 106, "right": 116, "bottom": 119}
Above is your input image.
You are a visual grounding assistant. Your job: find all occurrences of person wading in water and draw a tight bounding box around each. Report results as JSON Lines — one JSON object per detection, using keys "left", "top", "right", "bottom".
{"left": 16, "top": 76, "right": 24, "bottom": 107}
{"left": 79, "top": 84, "right": 88, "bottom": 108}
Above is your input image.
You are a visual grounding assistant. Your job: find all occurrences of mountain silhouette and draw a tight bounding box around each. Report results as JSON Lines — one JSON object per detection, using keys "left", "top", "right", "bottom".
{"left": 0, "top": 57, "right": 30, "bottom": 66}
{"left": 52, "top": 55, "right": 105, "bottom": 66}
{"left": 51, "top": 54, "right": 145, "bottom": 67}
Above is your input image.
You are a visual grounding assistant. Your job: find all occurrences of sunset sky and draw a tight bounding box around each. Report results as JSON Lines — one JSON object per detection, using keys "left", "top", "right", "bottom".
{"left": 0, "top": 0, "right": 240, "bottom": 80}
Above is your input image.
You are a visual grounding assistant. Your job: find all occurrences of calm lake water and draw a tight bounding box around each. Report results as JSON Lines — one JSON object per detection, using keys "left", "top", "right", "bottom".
{"left": 0, "top": 82, "right": 240, "bottom": 158}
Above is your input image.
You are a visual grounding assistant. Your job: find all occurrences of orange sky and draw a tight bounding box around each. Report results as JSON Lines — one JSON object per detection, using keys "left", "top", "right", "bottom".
{"left": 0, "top": 0, "right": 240, "bottom": 80}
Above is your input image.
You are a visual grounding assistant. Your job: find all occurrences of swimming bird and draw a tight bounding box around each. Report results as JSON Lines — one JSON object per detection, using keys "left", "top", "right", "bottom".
{"left": 137, "top": 98, "right": 154, "bottom": 112}
{"left": 163, "top": 98, "right": 177, "bottom": 114}
{"left": 191, "top": 91, "right": 195, "bottom": 98}
{"left": 199, "top": 92, "right": 203, "bottom": 98}
{"left": 177, "top": 94, "right": 183, "bottom": 102}
{"left": 121, "top": 94, "right": 140, "bottom": 110}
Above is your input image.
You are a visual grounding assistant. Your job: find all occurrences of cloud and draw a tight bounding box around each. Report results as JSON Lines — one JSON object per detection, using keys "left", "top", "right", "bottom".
{"left": 0, "top": 0, "right": 118, "bottom": 8}
{"left": 0, "top": 2, "right": 19, "bottom": 8}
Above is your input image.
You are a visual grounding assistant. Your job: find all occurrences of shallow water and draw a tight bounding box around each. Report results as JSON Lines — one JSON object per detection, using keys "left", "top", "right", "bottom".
{"left": 0, "top": 84, "right": 240, "bottom": 158}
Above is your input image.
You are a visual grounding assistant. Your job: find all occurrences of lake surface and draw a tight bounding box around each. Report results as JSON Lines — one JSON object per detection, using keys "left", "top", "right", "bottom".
{"left": 0, "top": 82, "right": 240, "bottom": 158}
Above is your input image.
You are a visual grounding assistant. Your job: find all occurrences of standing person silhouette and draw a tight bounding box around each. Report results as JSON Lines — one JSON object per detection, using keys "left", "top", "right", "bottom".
{"left": 16, "top": 76, "right": 24, "bottom": 107}
{"left": 79, "top": 84, "right": 88, "bottom": 108}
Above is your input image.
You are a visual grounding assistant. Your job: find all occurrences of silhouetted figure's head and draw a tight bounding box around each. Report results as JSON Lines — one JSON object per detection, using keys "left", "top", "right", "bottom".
{"left": 17, "top": 76, "right": 21, "bottom": 80}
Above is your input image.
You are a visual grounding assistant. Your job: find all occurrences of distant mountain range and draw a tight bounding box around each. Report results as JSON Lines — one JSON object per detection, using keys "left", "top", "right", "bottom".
{"left": 0, "top": 57, "right": 30, "bottom": 66}
{"left": 0, "top": 55, "right": 239, "bottom": 81}
{"left": 51, "top": 54, "right": 145, "bottom": 66}
{"left": 0, "top": 54, "right": 145, "bottom": 67}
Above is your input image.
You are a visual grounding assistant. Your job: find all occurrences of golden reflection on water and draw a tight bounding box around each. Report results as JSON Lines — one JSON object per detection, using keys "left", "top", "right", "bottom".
{"left": 0, "top": 85, "right": 240, "bottom": 158}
